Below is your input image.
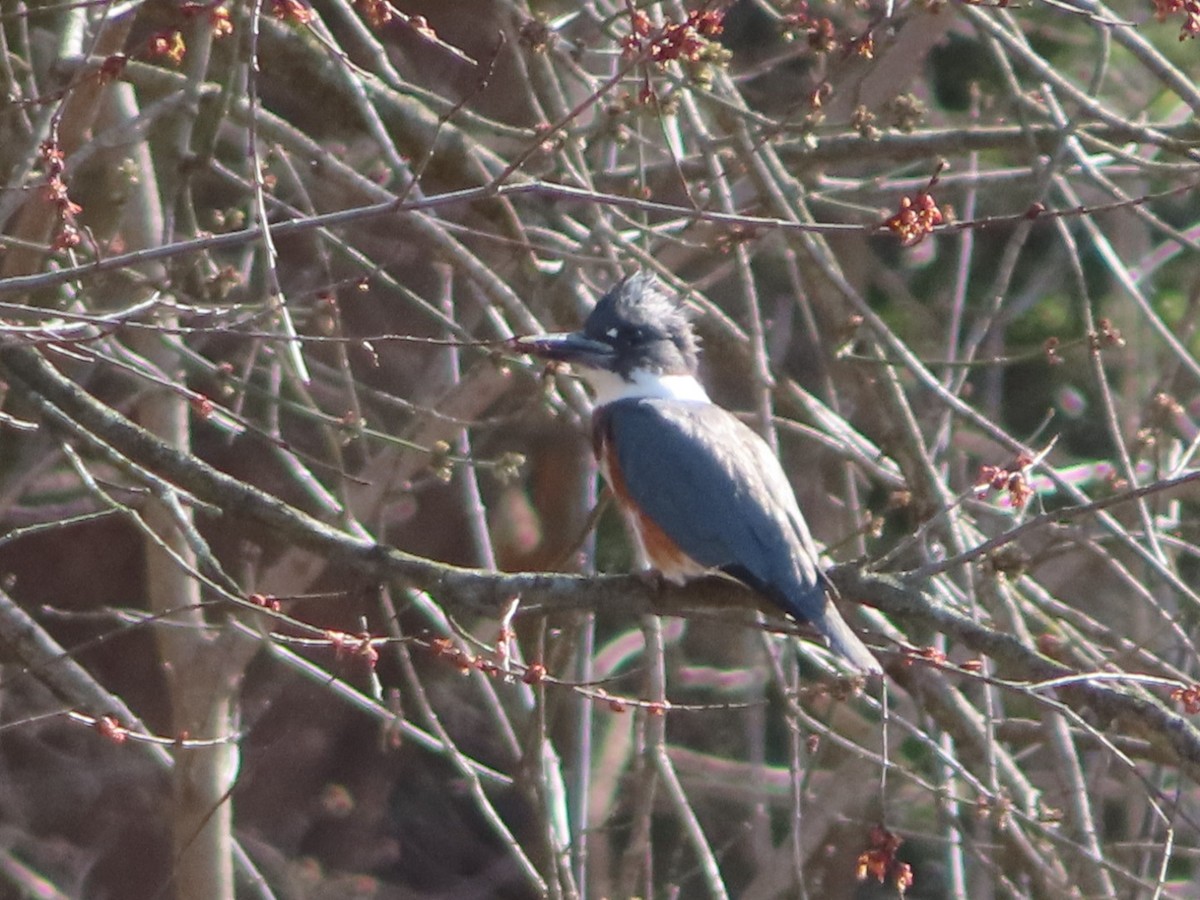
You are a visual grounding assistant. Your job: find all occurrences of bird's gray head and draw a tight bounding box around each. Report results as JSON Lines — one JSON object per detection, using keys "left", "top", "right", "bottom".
{"left": 582, "top": 271, "right": 699, "bottom": 378}
{"left": 515, "top": 272, "right": 700, "bottom": 383}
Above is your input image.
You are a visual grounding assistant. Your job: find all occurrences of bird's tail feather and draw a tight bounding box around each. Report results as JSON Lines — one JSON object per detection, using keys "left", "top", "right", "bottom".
{"left": 816, "top": 607, "right": 882, "bottom": 675}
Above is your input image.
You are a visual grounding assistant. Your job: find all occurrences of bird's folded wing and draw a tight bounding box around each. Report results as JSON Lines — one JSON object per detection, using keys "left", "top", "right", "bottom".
{"left": 599, "top": 398, "right": 827, "bottom": 622}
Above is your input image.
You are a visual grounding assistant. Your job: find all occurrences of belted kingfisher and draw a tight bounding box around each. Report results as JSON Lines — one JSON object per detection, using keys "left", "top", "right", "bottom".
{"left": 516, "top": 271, "right": 881, "bottom": 675}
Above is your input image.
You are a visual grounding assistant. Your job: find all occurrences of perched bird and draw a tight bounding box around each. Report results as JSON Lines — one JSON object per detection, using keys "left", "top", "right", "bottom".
{"left": 516, "top": 271, "right": 880, "bottom": 675}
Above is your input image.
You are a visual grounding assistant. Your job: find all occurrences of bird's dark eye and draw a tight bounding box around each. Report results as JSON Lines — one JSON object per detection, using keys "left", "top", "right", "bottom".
{"left": 608, "top": 325, "right": 637, "bottom": 346}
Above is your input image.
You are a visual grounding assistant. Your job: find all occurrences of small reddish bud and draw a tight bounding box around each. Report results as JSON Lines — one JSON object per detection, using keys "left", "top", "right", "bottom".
{"left": 856, "top": 824, "right": 911, "bottom": 894}
{"left": 883, "top": 192, "right": 943, "bottom": 246}
{"left": 190, "top": 395, "right": 214, "bottom": 418}
{"left": 622, "top": 9, "right": 724, "bottom": 63}
{"left": 848, "top": 33, "right": 875, "bottom": 58}
{"left": 1171, "top": 684, "right": 1200, "bottom": 714}
{"left": 893, "top": 863, "right": 915, "bottom": 894}
{"left": 409, "top": 14, "right": 436, "bottom": 38}
{"left": 1006, "top": 472, "right": 1033, "bottom": 509}
{"left": 904, "top": 646, "right": 947, "bottom": 666}
{"left": 270, "top": 0, "right": 313, "bottom": 23}
{"left": 328, "top": 630, "right": 379, "bottom": 668}
{"left": 51, "top": 224, "right": 82, "bottom": 252}
{"left": 1036, "top": 632, "right": 1065, "bottom": 657}
{"left": 1152, "top": 0, "right": 1200, "bottom": 39}
{"left": 148, "top": 30, "right": 187, "bottom": 64}
{"left": 357, "top": 0, "right": 392, "bottom": 28}
{"left": 97, "top": 54, "right": 128, "bottom": 83}
{"left": 94, "top": 715, "right": 128, "bottom": 744}
{"left": 248, "top": 593, "right": 282, "bottom": 612}
{"left": 1095, "top": 318, "right": 1126, "bottom": 349}
{"left": 975, "top": 455, "right": 1036, "bottom": 508}
{"left": 357, "top": 636, "right": 379, "bottom": 669}
{"left": 210, "top": 6, "right": 234, "bottom": 36}
{"left": 1044, "top": 336, "right": 1062, "bottom": 365}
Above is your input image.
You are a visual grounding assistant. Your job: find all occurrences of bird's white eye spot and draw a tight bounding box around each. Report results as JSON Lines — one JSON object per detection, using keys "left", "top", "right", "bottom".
{"left": 605, "top": 327, "right": 619, "bottom": 339}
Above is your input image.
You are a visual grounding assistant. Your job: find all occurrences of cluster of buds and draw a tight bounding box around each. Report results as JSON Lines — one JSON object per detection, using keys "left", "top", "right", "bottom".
{"left": 426, "top": 637, "right": 552, "bottom": 683}
{"left": 327, "top": 630, "right": 380, "bottom": 669}
{"left": 312, "top": 291, "right": 340, "bottom": 336}
{"left": 622, "top": 9, "right": 725, "bottom": 64}
{"left": 336, "top": 409, "right": 366, "bottom": 446}
{"left": 1090, "top": 317, "right": 1126, "bottom": 351}
{"left": 1044, "top": 336, "right": 1062, "bottom": 365}
{"left": 96, "top": 54, "right": 128, "bottom": 85}
{"left": 712, "top": 223, "right": 759, "bottom": 254}
{"left": 248, "top": 592, "right": 282, "bottom": 612}
{"left": 1148, "top": 391, "right": 1187, "bottom": 441}
{"left": 271, "top": 0, "right": 314, "bottom": 24}
{"left": 1172, "top": 683, "right": 1200, "bottom": 714}
{"left": 39, "top": 140, "right": 83, "bottom": 252}
{"left": 189, "top": 392, "right": 215, "bottom": 419}
{"left": 491, "top": 451, "right": 526, "bottom": 484}
{"left": 856, "top": 824, "right": 914, "bottom": 895}
{"left": 902, "top": 645, "right": 947, "bottom": 667}
{"left": 147, "top": 30, "right": 186, "bottom": 64}
{"left": 519, "top": 16, "right": 555, "bottom": 53}
{"left": 1153, "top": 0, "right": 1200, "bottom": 39}
{"left": 532, "top": 120, "right": 568, "bottom": 155}
{"left": 883, "top": 192, "right": 944, "bottom": 246}
{"left": 975, "top": 452, "right": 1035, "bottom": 509}
{"left": 884, "top": 93, "right": 926, "bottom": 133}
{"left": 851, "top": 104, "right": 878, "bottom": 140}
{"left": 357, "top": 0, "right": 393, "bottom": 29}
{"left": 781, "top": 3, "right": 837, "bottom": 52}
{"left": 845, "top": 32, "right": 875, "bottom": 58}
{"left": 148, "top": 3, "right": 232, "bottom": 64}
{"left": 427, "top": 636, "right": 505, "bottom": 677}
{"left": 93, "top": 715, "right": 129, "bottom": 745}
{"left": 782, "top": 3, "right": 874, "bottom": 57}
{"left": 426, "top": 439, "right": 454, "bottom": 482}
{"left": 407, "top": 14, "right": 436, "bottom": 39}
{"left": 181, "top": 2, "right": 233, "bottom": 36}
{"left": 976, "top": 791, "right": 1014, "bottom": 827}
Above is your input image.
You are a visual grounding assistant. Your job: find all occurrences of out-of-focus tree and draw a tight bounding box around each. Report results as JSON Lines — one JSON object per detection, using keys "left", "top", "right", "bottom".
{"left": 1, "top": 0, "right": 1199, "bottom": 897}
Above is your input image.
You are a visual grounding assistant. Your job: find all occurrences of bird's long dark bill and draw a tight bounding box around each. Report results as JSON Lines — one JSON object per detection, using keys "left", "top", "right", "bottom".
{"left": 513, "top": 332, "right": 614, "bottom": 368}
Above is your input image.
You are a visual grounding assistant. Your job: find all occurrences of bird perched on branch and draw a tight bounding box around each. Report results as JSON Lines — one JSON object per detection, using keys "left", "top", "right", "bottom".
{"left": 515, "top": 271, "right": 880, "bottom": 675}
